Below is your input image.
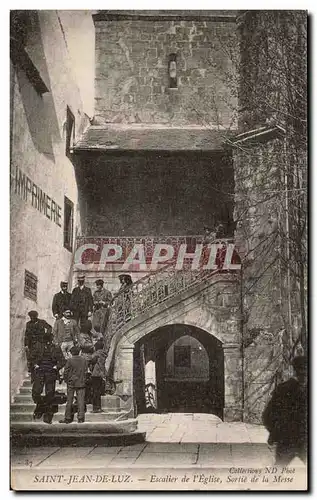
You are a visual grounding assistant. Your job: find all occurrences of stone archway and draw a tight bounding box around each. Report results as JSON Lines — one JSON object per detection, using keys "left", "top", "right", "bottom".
{"left": 133, "top": 324, "right": 224, "bottom": 418}
{"left": 113, "top": 323, "right": 243, "bottom": 422}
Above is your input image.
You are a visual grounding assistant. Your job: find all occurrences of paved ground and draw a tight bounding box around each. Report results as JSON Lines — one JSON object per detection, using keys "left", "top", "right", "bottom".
{"left": 11, "top": 414, "right": 308, "bottom": 490}
{"left": 137, "top": 413, "right": 270, "bottom": 444}
{"left": 11, "top": 413, "right": 279, "bottom": 469}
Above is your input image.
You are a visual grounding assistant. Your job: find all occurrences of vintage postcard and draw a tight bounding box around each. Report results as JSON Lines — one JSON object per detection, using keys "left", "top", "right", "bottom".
{"left": 10, "top": 9, "right": 308, "bottom": 491}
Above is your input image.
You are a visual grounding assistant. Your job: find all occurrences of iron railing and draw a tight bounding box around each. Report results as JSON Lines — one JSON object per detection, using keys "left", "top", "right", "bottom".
{"left": 106, "top": 261, "right": 238, "bottom": 338}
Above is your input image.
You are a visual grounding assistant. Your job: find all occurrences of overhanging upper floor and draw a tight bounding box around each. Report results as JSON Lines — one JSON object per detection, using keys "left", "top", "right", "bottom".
{"left": 73, "top": 124, "right": 235, "bottom": 152}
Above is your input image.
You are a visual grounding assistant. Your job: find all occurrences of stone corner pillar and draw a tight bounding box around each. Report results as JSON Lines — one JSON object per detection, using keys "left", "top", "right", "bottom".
{"left": 223, "top": 342, "right": 243, "bottom": 422}
{"left": 113, "top": 341, "right": 136, "bottom": 415}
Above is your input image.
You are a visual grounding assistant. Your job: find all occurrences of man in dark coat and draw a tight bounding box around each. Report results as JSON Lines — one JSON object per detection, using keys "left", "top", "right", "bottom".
{"left": 61, "top": 345, "right": 88, "bottom": 423}
{"left": 92, "top": 279, "right": 112, "bottom": 335}
{"left": 263, "top": 355, "right": 307, "bottom": 465}
{"left": 117, "top": 274, "right": 132, "bottom": 323}
{"left": 90, "top": 340, "right": 106, "bottom": 413}
{"left": 70, "top": 275, "right": 94, "bottom": 327}
{"left": 32, "top": 337, "right": 66, "bottom": 423}
{"left": 52, "top": 281, "right": 71, "bottom": 319}
{"left": 24, "top": 311, "right": 53, "bottom": 382}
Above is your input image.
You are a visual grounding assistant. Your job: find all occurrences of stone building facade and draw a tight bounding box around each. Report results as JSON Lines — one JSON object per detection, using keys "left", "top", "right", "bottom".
{"left": 10, "top": 10, "right": 306, "bottom": 424}
{"left": 93, "top": 10, "right": 237, "bottom": 127}
{"left": 10, "top": 10, "right": 95, "bottom": 398}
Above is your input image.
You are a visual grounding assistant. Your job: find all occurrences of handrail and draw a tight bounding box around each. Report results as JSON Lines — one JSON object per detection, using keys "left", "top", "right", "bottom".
{"left": 107, "top": 261, "right": 236, "bottom": 340}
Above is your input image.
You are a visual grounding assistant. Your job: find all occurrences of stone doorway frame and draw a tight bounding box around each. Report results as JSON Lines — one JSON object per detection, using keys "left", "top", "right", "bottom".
{"left": 113, "top": 333, "right": 243, "bottom": 422}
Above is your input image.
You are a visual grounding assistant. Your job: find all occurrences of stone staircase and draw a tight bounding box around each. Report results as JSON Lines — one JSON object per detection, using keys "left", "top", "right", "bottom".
{"left": 11, "top": 376, "right": 145, "bottom": 447}
{"left": 11, "top": 247, "right": 240, "bottom": 446}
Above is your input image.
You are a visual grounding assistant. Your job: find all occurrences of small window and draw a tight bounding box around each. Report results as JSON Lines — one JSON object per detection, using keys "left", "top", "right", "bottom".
{"left": 174, "top": 345, "right": 191, "bottom": 368}
{"left": 64, "top": 196, "right": 74, "bottom": 252}
{"left": 65, "top": 106, "right": 75, "bottom": 157}
{"left": 24, "top": 270, "right": 38, "bottom": 302}
{"left": 168, "top": 53, "right": 177, "bottom": 89}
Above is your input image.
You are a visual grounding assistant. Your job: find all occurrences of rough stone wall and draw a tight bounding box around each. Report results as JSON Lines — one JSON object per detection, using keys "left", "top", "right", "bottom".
{"left": 244, "top": 331, "right": 284, "bottom": 423}
{"left": 234, "top": 138, "right": 287, "bottom": 422}
{"left": 234, "top": 11, "right": 307, "bottom": 421}
{"left": 10, "top": 10, "right": 94, "bottom": 398}
{"left": 238, "top": 10, "right": 307, "bottom": 134}
{"left": 94, "top": 17, "right": 237, "bottom": 126}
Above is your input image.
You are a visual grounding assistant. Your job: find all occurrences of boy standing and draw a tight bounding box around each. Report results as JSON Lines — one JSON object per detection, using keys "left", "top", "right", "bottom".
{"left": 62, "top": 345, "right": 88, "bottom": 423}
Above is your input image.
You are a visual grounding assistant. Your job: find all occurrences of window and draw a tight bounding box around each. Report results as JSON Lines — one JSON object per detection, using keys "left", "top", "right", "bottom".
{"left": 65, "top": 106, "right": 75, "bottom": 157}
{"left": 24, "top": 270, "right": 38, "bottom": 302}
{"left": 174, "top": 345, "right": 191, "bottom": 368}
{"left": 64, "top": 196, "right": 74, "bottom": 252}
{"left": 168, "top": 53, "right": 177, "bottom": 89}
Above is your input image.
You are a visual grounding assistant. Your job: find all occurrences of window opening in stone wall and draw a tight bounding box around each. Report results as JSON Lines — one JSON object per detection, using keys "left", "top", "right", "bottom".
{"left": 174, "top": 345, "right": 191, "bottom": 368}
{"left": 168, "top": 53, "right": 177, "bottom": 89}
{"left": 64, "top": 196, "right": 74, "bottom": 252}
{"left": 65, "top": 106, "right": 75, "bottom": 157}
{"left": 24, "top": 270, "right": 38, "bottom": 302}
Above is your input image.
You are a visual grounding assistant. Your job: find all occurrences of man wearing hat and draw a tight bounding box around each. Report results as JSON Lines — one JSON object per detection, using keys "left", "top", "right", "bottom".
{"left": 52, "top": 281, "right": 71, "bottom": 320}
{"left": 70, "top": 275, "right": 94, "bottom": 328}
{"left": 32, "top": 335, "right": 66, "bottom": 423}
{"left": 52, "top": 308, "right": 79, "bottom": 359}
{"left": 24, "top": 311, "right": 53, "bottom": 381}
{"left": 263, "top": 355, "right": 307, "bottom": 465}
{"left": 115, "top": 274, "right": 133, "bottom": 324}
{"left": 92, "top": 279, "right": 112, "bottom": 334}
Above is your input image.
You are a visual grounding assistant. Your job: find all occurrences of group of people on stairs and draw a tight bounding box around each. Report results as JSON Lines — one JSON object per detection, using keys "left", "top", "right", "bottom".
{"left": 23, "top": 274, "right": 132, "bottom": 424}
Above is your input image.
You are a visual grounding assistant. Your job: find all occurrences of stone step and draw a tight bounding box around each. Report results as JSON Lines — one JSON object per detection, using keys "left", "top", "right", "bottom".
{"left": 21, "top": 380, "right": 32, "bottom": 388}
{"left": 19, "top": 386, "right": 67, "bottom": 395}
{"left": 13, "top": 394, "right": 122, "bottom": 411}
{"left": 11, "top": 419, "right": 138, "bottom": 434}
{"left": 11, "top": 431, "right": 146, "bottom": 447}
{"left": 11, "top": 379, "right": 145, "bottom": 447}
{"left": 10, "top": 410, "right": 127, "bottom": 423}
{"left": 11, "top": 402, "right": 121, "bottom": 415}
{"left": 10, "top": 419, "right": 146, "bottom": 446}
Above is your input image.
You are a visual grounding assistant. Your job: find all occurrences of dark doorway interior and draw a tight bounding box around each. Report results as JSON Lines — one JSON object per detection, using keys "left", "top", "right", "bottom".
{"left": 133, "top": 324, "right": 224, "bottom": 419}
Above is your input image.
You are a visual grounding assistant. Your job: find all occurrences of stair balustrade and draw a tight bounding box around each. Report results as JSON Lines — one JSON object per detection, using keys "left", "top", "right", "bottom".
{"left": 107, "top": 261, "right": 238, "bottom": 338}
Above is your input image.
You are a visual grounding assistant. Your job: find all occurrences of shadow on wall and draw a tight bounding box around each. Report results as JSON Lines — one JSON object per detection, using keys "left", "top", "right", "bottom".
{"left": 12, "top": 11, "right": 61, "bottom": 162}
{"left": 244, "top": 331, "right": 284, "bottom": 423}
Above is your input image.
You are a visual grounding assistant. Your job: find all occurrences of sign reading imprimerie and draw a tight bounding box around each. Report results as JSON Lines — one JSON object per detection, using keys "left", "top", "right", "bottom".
{"left": 11, "top": 166, "right": 62, "bottom": 227}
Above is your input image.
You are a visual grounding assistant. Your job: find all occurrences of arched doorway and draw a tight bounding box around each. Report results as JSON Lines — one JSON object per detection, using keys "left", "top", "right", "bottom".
{"left": 133, "top": 324, "right": 224, "bottom": 419}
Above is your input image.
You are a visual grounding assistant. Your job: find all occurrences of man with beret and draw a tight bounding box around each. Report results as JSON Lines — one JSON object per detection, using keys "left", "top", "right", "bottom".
{"left": 24, "top": 311, "right": 53, "bottom": 382}
{"left": 92, "top": 279, "right": 112, "bottom": 335}
{"left": 263, "top": 355, "right": 307, "bottom": 465}
{"left": 52, "top": 281, "right": 71, "bottom": 320}
{"left": 70, "top": 275, "right": 93, "bottom": 328}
